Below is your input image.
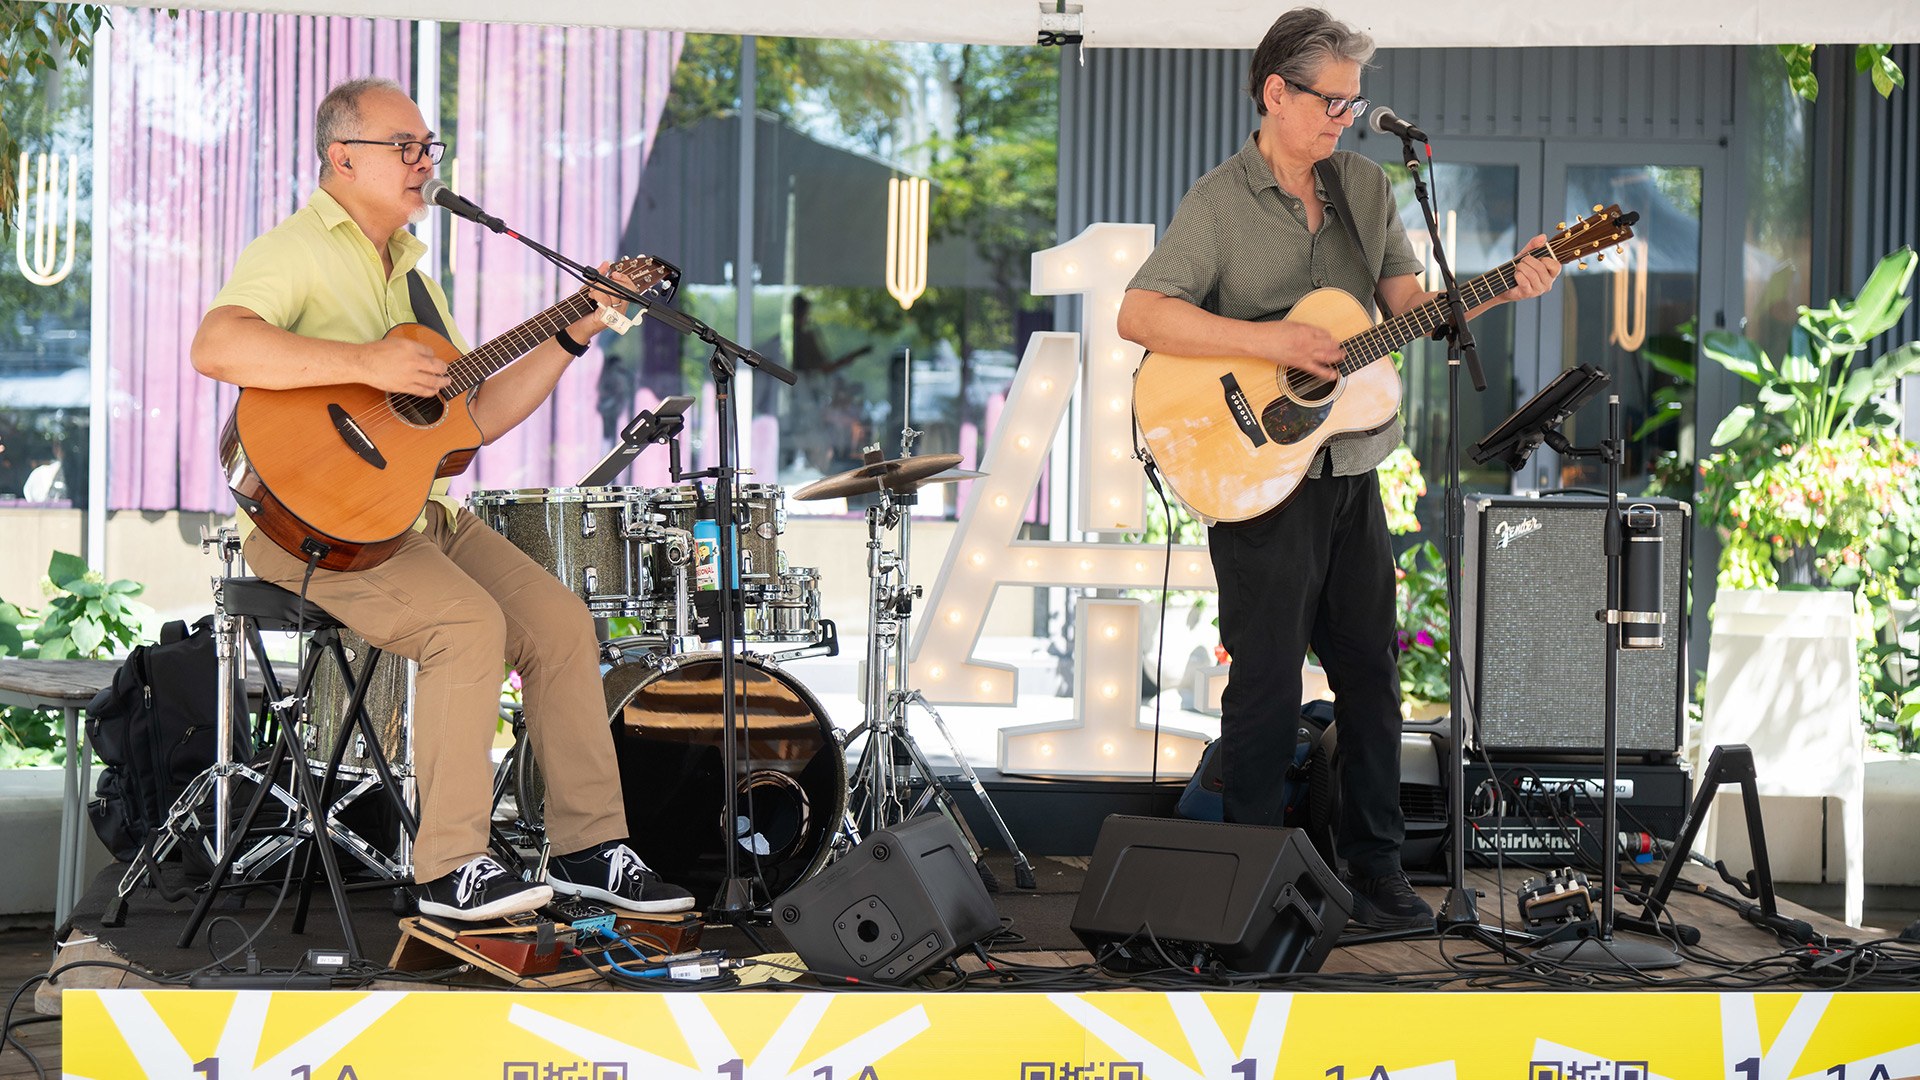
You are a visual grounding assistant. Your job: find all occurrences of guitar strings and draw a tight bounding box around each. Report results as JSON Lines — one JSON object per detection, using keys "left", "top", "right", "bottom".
{"left": 1274, "top": 217, "right": 1602, "bottom": 401}
{"left": 342, "top": 260, "right": 662, "bottom": 443}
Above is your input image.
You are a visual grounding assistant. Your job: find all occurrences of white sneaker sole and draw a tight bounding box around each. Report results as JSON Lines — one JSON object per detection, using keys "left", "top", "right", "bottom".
{"left": 418, "top": 883, "right": 554, "bottom": 922}
{"left": 547, "top": 876, "right": 695, "bottom": 914}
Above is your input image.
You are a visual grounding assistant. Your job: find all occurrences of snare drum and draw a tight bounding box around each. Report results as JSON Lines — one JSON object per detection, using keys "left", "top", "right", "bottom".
{"left": 469, "top": 486, "right": 653, "bottom": 615}
{"left": 305, "top": 627, "right": 413, "bottom": 778}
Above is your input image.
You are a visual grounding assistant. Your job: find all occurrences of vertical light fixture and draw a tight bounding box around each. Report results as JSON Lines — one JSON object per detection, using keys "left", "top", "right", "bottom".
{"left": 886, "top": 176, "right": 930, "bottom": 310}
{"left": 1609, "top": 236, "right": 1648, "bottom": 352}
{"left": 16, "top": 152, "right": 79, "bottom": 287}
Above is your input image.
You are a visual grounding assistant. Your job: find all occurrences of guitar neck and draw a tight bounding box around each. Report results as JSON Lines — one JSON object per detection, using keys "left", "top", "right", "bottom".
{"left": 1334, "top": 247, "right": 1544, "bottom": 374}
{"left": 439, "top": 291, "right": 597, "bottom": 399}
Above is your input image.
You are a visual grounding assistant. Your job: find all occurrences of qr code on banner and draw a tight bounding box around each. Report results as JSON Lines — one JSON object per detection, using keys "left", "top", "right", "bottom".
{"left": 502, "top": 1064, "right": 631, "bottom": 1080}
{"left": 1529, "top": 1062, "right": 1650, "bottom": 1080}
{"left": 1018, "top": 1063, "right": 1147, "bottom": 1080}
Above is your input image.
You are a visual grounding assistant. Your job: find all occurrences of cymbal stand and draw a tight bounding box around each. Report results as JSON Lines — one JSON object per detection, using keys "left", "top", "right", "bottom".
{"left": 839, "top": 484, "right": 1038, "bottom": 890}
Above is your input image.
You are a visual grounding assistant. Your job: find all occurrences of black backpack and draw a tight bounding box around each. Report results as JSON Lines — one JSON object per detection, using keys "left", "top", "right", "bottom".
{"left": 85, "top": 616, "right": 223, "bottom": 861}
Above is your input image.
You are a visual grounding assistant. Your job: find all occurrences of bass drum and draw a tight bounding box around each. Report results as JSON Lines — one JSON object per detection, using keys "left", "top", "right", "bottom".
{"left": 602, "top": 653, "right": 845, "bottom": 897}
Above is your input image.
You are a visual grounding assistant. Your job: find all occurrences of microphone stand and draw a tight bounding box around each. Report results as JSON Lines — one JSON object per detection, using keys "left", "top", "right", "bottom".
{"left": 1394, "top": 131, "right": 1491, "bottom": 934}
{"left": 472, "top": 215, "right": 794, "bottom": 921}
{"left": 1528, "top": 397, "right": 1680, "bottom": 970}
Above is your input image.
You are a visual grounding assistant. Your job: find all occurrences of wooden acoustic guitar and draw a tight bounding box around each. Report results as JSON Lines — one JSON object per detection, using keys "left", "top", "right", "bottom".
{"left": 1132, "top": 205, "right": 1638, "bottom": 524}
{"left": 222, "top": 255, "right": 669, "bottom": 571}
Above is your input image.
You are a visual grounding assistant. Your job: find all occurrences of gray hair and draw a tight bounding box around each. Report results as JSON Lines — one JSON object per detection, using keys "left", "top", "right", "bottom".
{"left": 1247, "top": 8, "right": 1376, "bottom": 115}
{"left": 315, "top": 77, "right": 406, "bottom": 182}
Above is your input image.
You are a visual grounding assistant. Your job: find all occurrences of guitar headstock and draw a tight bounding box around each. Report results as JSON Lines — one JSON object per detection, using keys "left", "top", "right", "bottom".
{"left": 603, "top": 254, "right": 678, "bottom": 299}
{"left": 1545, "top": 205, "right": 1640, "bottom": 269}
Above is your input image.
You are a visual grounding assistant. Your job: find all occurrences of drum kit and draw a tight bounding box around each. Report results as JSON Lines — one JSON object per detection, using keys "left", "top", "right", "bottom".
{"left": 256, "top": 402, "right": 1037, "bottom": 911}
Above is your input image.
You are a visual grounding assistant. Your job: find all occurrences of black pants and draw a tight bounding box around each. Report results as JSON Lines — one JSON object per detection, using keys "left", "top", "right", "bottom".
{"left": 1208, "top": 469, "right": 1405, "bottom": 879}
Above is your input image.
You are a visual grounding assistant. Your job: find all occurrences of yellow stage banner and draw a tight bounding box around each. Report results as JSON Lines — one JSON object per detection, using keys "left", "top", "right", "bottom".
{"left": 62, "top": 988, "right": 1918, "bottom": 1079}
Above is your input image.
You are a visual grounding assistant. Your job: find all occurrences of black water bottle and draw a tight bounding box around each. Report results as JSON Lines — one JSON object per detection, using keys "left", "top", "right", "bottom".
{"left": 1619, "top": 503, "right": 1664, "bottom": 650}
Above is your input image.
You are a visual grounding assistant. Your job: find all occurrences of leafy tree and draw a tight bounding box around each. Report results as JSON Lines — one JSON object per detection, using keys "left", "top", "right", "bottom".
{"left": 1, "top": 2, "right": 109, "bottom": 231}
{"left": 1777, "top": 43, "right": 1906, "bottom": 102}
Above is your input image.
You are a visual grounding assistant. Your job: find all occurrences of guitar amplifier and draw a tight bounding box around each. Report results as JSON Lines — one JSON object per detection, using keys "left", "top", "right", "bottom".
{"left": 1460, "top": 494, "right": 1689, "bottom": 757}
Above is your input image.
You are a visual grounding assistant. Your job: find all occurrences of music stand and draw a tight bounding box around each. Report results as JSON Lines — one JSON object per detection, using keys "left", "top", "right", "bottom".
{"left": 579, "top": 395, "right": 695, "bottom": 488}
{"left": 1469, "top": 363, "right": 1610, "bottom": 472}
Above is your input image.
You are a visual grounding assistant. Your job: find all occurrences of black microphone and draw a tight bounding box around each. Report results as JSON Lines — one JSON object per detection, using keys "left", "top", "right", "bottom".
{"left": 421, "top": 178, "right": 505, "bottom": 233}
{"left": 1618, "top": 503, "right": 1665, "bottom": 649}
{"left": 1368, "top": 106, "right": 1430, "bottom": 143}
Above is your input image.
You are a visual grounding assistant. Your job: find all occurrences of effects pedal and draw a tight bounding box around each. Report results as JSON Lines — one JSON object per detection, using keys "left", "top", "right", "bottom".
{"left": 1516, "top": 867, "right": 1597, "bottom": 930}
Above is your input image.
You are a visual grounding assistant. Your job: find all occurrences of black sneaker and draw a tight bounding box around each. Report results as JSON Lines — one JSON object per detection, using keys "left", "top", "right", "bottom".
{"left": 1344, "top": 871, "right": 1435, "bottom": 931}
{"left": 547, "top": 841, "right": 696, "bottom": 914}
{"left": 416, "top": 855, "right": 553, "bottom": 922}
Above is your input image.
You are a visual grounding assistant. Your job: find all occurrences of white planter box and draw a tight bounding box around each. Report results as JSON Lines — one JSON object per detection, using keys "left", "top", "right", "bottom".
{"left": 0, "top": 766, "right": 113, "bottom": 917}
{"left": 1703, "top": 752, "right": 1920, "bottom": 887}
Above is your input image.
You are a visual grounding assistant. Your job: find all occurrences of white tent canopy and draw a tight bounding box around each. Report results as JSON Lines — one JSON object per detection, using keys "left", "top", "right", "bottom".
{"left": 135, "top": 0, "right": 1920, "bottom": 49}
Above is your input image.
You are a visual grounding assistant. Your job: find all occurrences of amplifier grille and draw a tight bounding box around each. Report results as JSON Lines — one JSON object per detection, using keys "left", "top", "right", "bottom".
{"left": 1460, "top": 495, "right": 1689, "bottom": 755}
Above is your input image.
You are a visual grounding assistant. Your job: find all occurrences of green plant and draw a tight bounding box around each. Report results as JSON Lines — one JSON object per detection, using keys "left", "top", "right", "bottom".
{"left": 1393, "top": 540, "right": 1449, "bottom": 704}
{"left": 1702, "top": 247, "right": 1920, "bottom": 451}
{"left": 1777, "top": 44, "right": 1906, "bottom": 102}
{"left": 1376, "top": 444, "right": 1425, "bottom": 536}
{"left": 0, "top": 550, "right": 151, "bottom": 766}
{"left": 1, "top": 3, "right": 110, "bottom": 230}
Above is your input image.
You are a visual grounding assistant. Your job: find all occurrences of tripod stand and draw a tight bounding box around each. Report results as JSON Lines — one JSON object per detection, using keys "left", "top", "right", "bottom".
{"left": 835, "top": 482, "right": 1038, "bottom": 890}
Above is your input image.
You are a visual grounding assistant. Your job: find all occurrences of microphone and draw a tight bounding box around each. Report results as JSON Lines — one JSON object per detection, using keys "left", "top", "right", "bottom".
{"left": 1618, "top": 503, "right": 1665, "bottom": 649}
{"left": 1368, "top": 107, "right": 1430, "bottom": 143}
{"left": 420, "top": 178, "right": 505, "bottom": 233}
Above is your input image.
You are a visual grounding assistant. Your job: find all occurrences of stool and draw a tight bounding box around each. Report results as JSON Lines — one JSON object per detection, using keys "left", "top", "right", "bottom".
{"left": 176, "top": 551, "right": 420, "bottom": 960}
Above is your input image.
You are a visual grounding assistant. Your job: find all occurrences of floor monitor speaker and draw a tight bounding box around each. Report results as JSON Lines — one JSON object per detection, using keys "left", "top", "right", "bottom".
{"left": 774, "top": 814, "right": 999, "bottom": 985}
{"left": 1070, "top": 814, "right": 1351, "bottom": 974}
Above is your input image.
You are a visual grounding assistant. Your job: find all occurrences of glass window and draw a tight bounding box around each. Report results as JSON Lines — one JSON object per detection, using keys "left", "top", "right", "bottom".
{"left": 1, "top": 66, "right": 93, "bottom": 507}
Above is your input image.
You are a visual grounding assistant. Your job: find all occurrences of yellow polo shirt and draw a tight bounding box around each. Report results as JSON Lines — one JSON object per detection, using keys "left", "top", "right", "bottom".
{"left": 211, "top": 188, "right": 469, "bottom": 539}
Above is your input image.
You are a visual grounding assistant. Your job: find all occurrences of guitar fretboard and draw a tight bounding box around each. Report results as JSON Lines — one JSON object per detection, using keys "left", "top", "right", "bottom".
{"left": 436, "top": 292, "right": 599, "bottom": 398}
{"left": 1332, "top": 244, "right": 1551, "bottom": 373}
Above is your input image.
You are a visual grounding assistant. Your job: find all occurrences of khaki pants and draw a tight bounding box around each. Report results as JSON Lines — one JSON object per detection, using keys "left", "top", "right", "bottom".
{"left": 244, "top": 509, "right": 625, "bottom": 881}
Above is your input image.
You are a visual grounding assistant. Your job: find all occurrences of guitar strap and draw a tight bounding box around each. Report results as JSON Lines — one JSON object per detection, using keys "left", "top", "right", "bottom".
{"left": 1313, "top": 158, "right": 1395, "bottom": 318}
{"left": 405, "top": 269, "right": 452, "bottom": 340}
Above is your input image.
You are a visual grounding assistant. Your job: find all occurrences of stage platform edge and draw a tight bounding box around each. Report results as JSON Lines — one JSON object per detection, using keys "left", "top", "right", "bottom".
{"left": 61, "top": 985, "right": 1919, "bottom": 1078}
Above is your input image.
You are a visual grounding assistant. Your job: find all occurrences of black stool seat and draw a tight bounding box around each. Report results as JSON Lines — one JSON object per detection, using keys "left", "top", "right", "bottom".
{"left": 221, "top": 577, "right": 344, "bottom": 631}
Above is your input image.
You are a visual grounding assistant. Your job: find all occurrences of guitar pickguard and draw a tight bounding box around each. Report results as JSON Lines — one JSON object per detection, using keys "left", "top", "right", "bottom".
{"left": 1261, "top": 394, "right": 1333, "bottom": 445}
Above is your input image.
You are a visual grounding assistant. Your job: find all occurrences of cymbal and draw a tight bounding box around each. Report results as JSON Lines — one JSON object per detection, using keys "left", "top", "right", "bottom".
{"left": 793, "top": 453, "right": 965, "bottom": 501}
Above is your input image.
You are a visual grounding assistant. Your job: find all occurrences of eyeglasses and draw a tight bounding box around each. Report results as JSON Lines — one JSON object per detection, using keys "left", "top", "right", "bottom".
{"left": 1282, "top": 79, "right": 1369, "bottom": 119}
{"left": 337, "top": 138, "right": 446, "bottom": 165}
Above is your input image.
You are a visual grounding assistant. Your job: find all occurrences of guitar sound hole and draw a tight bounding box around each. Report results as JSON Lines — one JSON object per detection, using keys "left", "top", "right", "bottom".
{"left": 391, "top": 393, "right": 445, "bottom": 426}
{"left": 1282, "top": 369, "right": 1337, "bottom": 405}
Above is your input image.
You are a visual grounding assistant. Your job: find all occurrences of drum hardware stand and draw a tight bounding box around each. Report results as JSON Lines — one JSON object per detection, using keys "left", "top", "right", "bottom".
{"left": 832, "top": 386, "right": 1037, "bottom": 890}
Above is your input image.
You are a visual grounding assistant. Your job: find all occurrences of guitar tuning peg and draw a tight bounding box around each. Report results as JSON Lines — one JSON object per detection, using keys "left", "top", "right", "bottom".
{"left": 1593, "top": 204, "right": 1604, "bottom": 213}
{"left": 1615, "top": 245, "right": 1625, "bottom": 254}
{"left": 1596, "top": 253, "right": 1606, "bottom": 262}
{"left": 1557, "top": 221, "right": 1567, "bottom": 230}
{"left": 1577, "top": 260, "right": 1589, "bottom": 270}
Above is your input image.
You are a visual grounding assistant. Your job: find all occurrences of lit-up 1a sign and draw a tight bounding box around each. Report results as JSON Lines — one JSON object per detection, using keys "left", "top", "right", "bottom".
{"left": 908, "top": 224, "right": 1213, "bottom": 777}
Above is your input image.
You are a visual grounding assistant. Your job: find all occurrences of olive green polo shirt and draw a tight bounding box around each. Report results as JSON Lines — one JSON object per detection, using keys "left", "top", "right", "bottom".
{"left": 1130, "top": 136, "right": 1424, "bottom": 477}
{"left": 211, "top": 188, "right": 468, "bottom": 537}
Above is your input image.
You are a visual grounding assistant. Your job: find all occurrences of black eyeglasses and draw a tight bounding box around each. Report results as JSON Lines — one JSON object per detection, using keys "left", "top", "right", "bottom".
{"left": 1282, "top": 79, "right": 1369, "bottom": 119}
{"left": 337, "top": 138, "right": 446, "bottom": 165}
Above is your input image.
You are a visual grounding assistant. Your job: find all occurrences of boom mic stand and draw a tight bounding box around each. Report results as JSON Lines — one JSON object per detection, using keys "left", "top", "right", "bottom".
{"left": 459, "top": 215, "right": 795, "bottom": 920}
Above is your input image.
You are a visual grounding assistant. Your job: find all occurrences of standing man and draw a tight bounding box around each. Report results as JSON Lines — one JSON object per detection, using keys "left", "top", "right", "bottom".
{"left": 1117, "top": 8, "right": 1559, "bottom": 930}
{"left": 192, "top": 77, "right": 694, "bottom": 922}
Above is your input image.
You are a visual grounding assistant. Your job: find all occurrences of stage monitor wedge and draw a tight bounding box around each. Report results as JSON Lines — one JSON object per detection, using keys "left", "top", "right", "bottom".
{"left": 774, "top": 813, "right": 999, "bottom": 985}
{"left": 1071, "top": 815, "right": 1351, "bottom": 974}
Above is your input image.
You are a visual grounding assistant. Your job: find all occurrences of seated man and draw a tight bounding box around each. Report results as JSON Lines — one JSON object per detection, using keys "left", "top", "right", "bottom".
{"left": 191, "top": 76, "right": 693, "bottom": 922}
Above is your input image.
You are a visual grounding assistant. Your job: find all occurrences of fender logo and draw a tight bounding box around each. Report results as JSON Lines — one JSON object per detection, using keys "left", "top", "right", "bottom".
{"left": 1494, "top": 517, "right": 1543, "bottom": 549}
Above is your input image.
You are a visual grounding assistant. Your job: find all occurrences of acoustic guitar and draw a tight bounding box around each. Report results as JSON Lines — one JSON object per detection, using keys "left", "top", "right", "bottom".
{"left": 1132, "top": 206, "right": 1638, "bottom": 524}
{"left": 222, "top": 255, "right": 669, "bottom": 571}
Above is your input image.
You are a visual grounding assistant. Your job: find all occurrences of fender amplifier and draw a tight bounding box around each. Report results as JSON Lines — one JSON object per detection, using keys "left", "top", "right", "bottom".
{"left": 1460, "top": 494, "right": 1689, "bottom": 756}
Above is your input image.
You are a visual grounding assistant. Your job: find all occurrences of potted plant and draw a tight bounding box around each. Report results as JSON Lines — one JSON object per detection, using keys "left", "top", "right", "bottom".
{"left": 1695, "top": 246, "right": 1920, "bottom": 754}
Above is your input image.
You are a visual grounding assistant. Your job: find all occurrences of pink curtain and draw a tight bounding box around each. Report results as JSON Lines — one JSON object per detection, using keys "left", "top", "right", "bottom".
{"left": 106, "top": 8, "right": 413, "bottom": 511}
{"left": 446, "top": 25, "right": 682, "bottom": 498}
